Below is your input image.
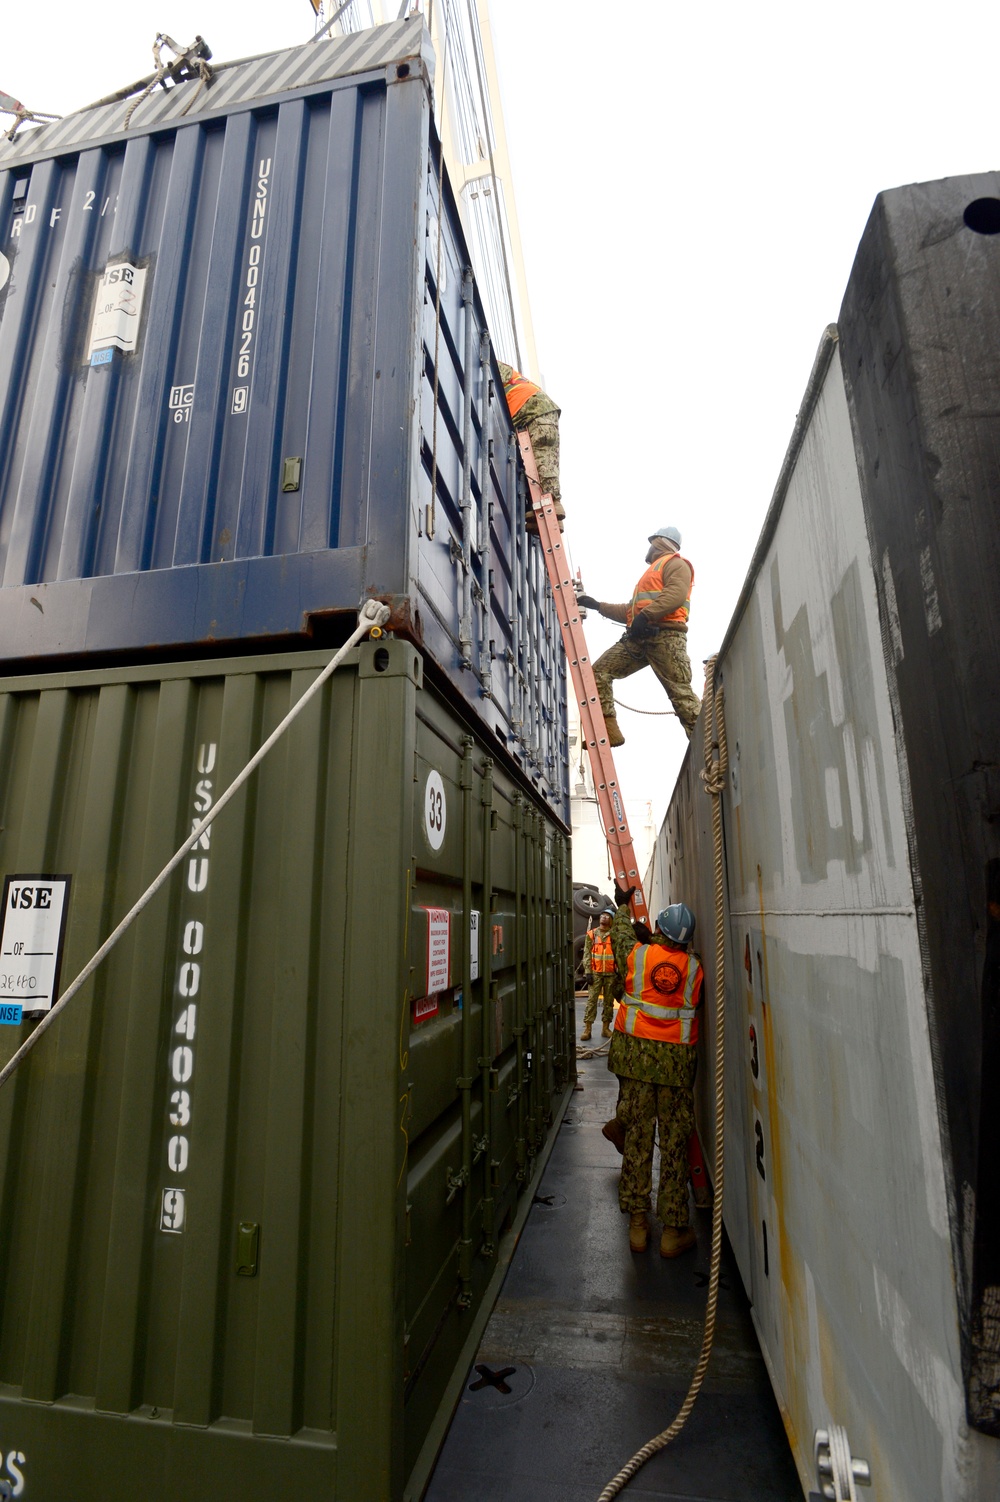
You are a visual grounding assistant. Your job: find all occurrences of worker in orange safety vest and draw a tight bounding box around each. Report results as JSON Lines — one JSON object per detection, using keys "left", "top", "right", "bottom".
{"left": 580, "top": 906, "right": 622, "bottom": 1042}
{"left": 602, "top": 887, "right": 703, "bottom": 1258}
{"left": 576, "top": 526, "right": 701, "bottom": 744}
{"left": 497, "top": 361, "right": 565, "bottom": 532}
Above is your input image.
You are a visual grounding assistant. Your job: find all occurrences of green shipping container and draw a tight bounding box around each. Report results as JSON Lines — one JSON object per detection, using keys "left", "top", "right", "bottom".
{"left": 0, "top": 636, "right": 573, "bottom": 1500}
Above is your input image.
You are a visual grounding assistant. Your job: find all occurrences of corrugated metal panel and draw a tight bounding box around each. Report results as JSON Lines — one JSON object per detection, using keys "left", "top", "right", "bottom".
{"left": 648, "top": 316, "right": 1000, "bottom": 1499}
{"left": 0, "top": 26, "right": 567, "bottom": 822}
{"left": 0, "top": 637, "right": 572, "bottom": 1500}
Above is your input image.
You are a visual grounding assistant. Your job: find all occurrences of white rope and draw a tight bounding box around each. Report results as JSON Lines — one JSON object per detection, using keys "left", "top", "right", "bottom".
{"left": 0, "top": 601, "right": 390, "bottom": 1093}
{"left": 596, "top": 656, "right": 728, "bottom": 1500}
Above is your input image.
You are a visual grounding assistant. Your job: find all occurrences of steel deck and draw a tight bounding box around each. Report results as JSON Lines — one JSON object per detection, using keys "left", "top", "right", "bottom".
{"left": 426, "top": 998, "right": 802, "bottom": 1501}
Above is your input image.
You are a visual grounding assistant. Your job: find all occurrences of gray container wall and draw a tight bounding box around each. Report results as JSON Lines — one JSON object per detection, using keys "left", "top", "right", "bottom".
{"left": 0, "top": 637, "right": 573, "bottom": 1501}
{"left": 837, "top": 173, "right": 1000, "bottom": 1433}
{"left": 648, "top": 326, "right": 1000, "bottom": 1501}
{"left": 0, "top": 21, "right": 567, "bottom": 821}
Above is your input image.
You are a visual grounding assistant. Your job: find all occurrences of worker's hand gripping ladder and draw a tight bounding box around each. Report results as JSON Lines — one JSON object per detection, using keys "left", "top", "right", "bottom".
{"left": 516, "top": 433, "right": 650, "bottom": 926}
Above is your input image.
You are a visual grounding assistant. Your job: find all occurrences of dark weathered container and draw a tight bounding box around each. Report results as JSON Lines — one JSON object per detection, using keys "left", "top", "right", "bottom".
{"left": 0, "top": 636, "right": 573, "bottom": 1500}
{"left": 645, "top": 170, "right": 1000, "bottom": 1502}
{"left": 0, "top": 20, "right": 567, "bottom": 821}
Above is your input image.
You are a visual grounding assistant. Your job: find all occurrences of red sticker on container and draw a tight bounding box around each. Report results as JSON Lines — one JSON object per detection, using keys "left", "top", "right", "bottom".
{"left": 414, "top": 993, "right": 439, "bottom": 1022}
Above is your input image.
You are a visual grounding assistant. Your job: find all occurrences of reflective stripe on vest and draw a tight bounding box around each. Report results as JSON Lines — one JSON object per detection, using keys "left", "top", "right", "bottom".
{"left": 503, "top": 367, "right": 541, "bottom": 420}
{"left": 589, "top": 931, "right": 615, "bottom": 974}
{"left": 615, "top": 942, "right": 701, "bottom": 1044}
{"left": 625, "top": 553, "right": 694, "bottom": 629}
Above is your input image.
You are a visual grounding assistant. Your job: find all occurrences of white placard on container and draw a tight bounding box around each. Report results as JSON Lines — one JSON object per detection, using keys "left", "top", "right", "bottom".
{"left": 88, "top": 260, "right": 147, "bottom": 362}
{"left": 470, "top": 910, "right": 480, "bottom": 981}
{"left": 0, "top": 875, "right": 72, "bottom": 1018}
{"left": 425, "top": 906, "right": 450, "bottom": 994}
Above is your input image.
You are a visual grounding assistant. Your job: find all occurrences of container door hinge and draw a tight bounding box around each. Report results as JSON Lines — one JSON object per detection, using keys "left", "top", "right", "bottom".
{"left": 472, "top": 1134, "right": 488, "bottom": 1163}
{"left": 813, "top": 1427, "right": 871, "bottom": 1501}
{"left": 445, "top": 1167, "right": 469, "bottom": 1205}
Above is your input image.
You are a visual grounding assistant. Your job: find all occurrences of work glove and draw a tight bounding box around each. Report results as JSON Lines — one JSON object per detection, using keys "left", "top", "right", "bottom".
{"left": 632, "top": 921, "right": 654, "bottom": 944}
{"left": 614, "top": 882, "right": 636, "bottom": 909}
{"left": 628, "top": 611, "right": 658, "bottom": 641}
{"left": 575, "top": 594, "right": 600, "bottom": 612}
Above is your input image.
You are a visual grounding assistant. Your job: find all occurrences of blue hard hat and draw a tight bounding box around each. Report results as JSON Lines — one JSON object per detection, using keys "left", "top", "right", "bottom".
{"left": 656, "top": 903, "right": 695, "bottom": 944}
{"left": 648, "top": 525, "right": 681, "bottom": 548}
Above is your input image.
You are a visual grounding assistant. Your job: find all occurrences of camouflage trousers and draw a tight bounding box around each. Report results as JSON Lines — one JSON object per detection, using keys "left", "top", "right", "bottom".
{"left": 522, "top": 412, "right": 561, "bottom": 503}
{"left": 593, "top": 630, "right": 701, "bottom": 738}
{"left": 617, "top": 1076, "right": 694, "bottom": 1227}
{"left": 583, "top": 974, "right": 617, "bottom": 1028}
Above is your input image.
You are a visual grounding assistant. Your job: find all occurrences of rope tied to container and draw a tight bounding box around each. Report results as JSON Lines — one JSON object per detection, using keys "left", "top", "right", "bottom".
{"left": 0, "top": 601, "right": 390, "bottom": 1095}
{"left": 0, "top": 88, "right": 60, "bottom": 142}
{"left": 121, "top": 35, "right": 214, "bottom": 131}
{"left": 595, "top": 654, "right": 728, "bottom": 1502}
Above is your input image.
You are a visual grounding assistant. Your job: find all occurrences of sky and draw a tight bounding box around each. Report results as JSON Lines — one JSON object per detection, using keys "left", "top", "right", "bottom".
{"left": 3, "top": 0, "right": 998, "bottom": 832}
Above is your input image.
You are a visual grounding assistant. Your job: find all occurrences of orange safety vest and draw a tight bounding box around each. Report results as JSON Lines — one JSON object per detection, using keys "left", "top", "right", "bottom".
{"left": 625, "top": 553, "right": 694, "bottom": 630}
{"left": 588, "top": 930, "right": 615, "bottom": 974}
{"left": 502, "top": 366, "right": 541, "bottom": 420}
{"left": 614, "top": 940, "right": 702, "bottom": 1044}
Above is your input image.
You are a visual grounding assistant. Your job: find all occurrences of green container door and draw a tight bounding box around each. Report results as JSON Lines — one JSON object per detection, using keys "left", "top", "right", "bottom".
{"left": 0, "top": 638, "right": 572, "bottom": 1501}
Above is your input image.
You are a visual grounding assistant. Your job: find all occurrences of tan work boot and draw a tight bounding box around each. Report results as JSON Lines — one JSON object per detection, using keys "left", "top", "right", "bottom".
{"left": 601, "top": 1021, "right": 612, "bottom": 1038}
{"left": 628, "top": 1212, "right": 649, "bottom": 1253}
{"left": 602, "top": 1117, "right": 626, "bottom": 1154}
{"left": 660, "top": 1225, "right": 697, "bottom": 1259}
{"left": 580, "top": 1025, "right": 592, "bottom": 1041}
{"left": 605, "top": 718, "right": 625, "bottom": 748}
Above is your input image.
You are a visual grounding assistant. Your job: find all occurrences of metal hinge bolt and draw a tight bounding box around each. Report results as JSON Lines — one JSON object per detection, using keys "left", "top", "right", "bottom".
{"left": 445, "top": 1167, "right": 469, "bottom": 1205}
{"left": 814, "top": 1426, "right": 871, "bottom": 1501}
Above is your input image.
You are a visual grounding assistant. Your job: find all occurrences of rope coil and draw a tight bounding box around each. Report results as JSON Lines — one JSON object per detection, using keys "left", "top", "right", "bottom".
{"left": 596, "top": 655, "right": 728, "bottom": 1501}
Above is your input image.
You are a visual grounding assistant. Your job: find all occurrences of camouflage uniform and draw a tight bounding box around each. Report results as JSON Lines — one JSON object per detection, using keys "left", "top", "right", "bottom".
{"left": 582, "top": 923, "right": 621, "bottom": 1028}
{"left": 607, "top": 905, "right": 699, "bottom": 1228}
{"left": 593, "top": 630, "right": 701, "bottom": 738}
{"left": 497, "top": 362, "right": 562, "bottom": 503}
{"left": 584, "top": 973, "right": 621, "bottom": 1029}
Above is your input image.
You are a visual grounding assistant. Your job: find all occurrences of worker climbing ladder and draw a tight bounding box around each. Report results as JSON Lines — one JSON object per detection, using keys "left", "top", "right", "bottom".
{"left": 516, "top": 432, "right": 650, "bottom": 928}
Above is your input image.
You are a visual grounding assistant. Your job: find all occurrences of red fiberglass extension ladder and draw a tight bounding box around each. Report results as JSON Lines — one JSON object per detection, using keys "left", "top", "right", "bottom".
{"left": 516, "top": 433, "right": 650, "bottom": 928}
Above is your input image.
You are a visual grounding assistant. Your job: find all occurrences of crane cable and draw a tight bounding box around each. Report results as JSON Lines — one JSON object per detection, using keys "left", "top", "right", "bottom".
{"left": 596, "top": 654, "right": 728, "bottom": 1501}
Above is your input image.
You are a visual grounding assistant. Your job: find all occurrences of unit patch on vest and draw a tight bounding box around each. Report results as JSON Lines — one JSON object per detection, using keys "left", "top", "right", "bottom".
{"left": 650, "top": 960, "right": 683, "bottom": 995}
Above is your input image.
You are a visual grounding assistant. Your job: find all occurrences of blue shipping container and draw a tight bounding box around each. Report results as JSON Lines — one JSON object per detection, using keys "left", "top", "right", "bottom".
{"left": 0, "top": 20, "right": 567, "bottom": 818}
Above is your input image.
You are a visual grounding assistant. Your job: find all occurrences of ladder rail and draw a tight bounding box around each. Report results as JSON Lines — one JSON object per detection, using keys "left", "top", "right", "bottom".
{"left": 516, "top": 433, "right": 650, "bottom": 927}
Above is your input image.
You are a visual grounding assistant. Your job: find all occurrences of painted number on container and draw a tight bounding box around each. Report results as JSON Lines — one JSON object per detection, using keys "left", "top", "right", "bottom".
{"left": 160, "top": 1188, "right": 186, "bottom": 1234}
{"left": 754, "top": 1114, "right": 766, "bottom": 1181}
{"left": 160, "top": 743, "right": 217, "bottom": 1235}
{"left": 230, "top": 158, "right": 272, "bottom": 413}
{"left": 169, "top": 383, "right": 194, "bottom": 422}
{"left": 424, "top": 771, "right": 446, "bottom": 851}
